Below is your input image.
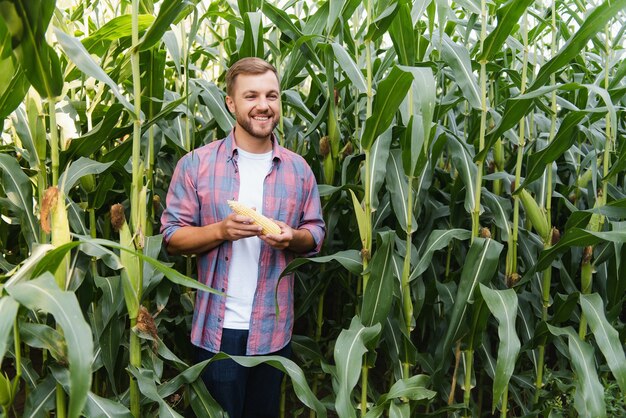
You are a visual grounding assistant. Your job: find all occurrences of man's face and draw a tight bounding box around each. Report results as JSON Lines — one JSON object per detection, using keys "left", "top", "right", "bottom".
{"left": 226, "top": 71, "right": 281, "bottom": 141}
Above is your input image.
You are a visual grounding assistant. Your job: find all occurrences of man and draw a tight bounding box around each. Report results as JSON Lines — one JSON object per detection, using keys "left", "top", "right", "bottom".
{"left": 160, "top": 57, "right": 325, "bottom": 418}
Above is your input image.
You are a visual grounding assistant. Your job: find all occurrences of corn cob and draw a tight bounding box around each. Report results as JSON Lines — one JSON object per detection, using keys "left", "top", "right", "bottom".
{"left": 518, "top": 188, "right": 550, "bottom": 241}
{"left": 227, "top": 200, "right": 281, "bottom": 235}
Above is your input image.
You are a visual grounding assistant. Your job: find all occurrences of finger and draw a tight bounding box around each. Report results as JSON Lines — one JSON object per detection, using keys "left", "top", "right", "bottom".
{"left": 233, "top": 214, "right": 255, "bottom": 224}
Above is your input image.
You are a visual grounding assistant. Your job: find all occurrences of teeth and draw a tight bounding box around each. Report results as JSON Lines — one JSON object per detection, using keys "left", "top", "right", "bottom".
{"left": 254, "top": 116, "right": 269, "bottom": 121}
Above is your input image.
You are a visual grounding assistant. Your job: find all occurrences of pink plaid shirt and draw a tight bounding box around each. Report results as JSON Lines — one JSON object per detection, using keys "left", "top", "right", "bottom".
{"left": 160, "top": 131, "right": 325, "bottom": 355}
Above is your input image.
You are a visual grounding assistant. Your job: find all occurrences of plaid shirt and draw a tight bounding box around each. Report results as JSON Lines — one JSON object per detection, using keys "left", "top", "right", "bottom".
{"left": 160, "top": 131, "right": 325, "bottom": 355}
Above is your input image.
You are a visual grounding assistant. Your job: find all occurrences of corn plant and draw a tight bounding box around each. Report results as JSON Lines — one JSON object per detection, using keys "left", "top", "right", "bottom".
{"left": 1, "top": 0, "right": 626, "bottom": 417}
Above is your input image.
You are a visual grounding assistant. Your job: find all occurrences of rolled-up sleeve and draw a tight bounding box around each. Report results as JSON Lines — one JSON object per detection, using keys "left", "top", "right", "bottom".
{"left": 298, "top": 168, "right": 325, "bottom": 256}
{"left": 160, "top": 155, "right": 200, "bottom": 245}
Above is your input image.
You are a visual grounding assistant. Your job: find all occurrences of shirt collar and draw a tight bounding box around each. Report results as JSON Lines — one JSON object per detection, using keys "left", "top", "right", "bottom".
{"left": 225, "top": 129, "right": 283, "bottom": 163}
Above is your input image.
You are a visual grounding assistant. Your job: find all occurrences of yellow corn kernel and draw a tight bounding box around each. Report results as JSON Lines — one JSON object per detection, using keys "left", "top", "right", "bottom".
{"left": 227, "top": 200, "right": 281, "bottom": 235}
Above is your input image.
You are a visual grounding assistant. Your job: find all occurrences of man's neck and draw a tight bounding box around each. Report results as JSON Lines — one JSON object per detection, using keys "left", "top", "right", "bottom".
{"left": 233, "top": 126, "right": 273, "bottom": 154}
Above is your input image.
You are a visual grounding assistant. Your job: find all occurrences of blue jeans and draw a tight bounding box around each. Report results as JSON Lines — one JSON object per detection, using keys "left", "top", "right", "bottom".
{"left": 196, "top": 329, "right": 291, "bottom": 418}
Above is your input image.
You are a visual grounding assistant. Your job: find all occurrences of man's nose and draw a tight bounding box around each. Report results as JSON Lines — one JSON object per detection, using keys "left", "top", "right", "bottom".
{"left": 256, "top": 97, "right": 269, "bottom": 110}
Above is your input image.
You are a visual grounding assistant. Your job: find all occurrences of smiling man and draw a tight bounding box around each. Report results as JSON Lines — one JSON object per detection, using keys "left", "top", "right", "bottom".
{"left": 160, "top": 57, "right": 325, "bottom": 418}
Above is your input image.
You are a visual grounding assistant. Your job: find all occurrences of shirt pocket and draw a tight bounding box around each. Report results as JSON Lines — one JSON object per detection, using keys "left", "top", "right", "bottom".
{"left": 277, "top": 181, "right": 301, "bottom": 227}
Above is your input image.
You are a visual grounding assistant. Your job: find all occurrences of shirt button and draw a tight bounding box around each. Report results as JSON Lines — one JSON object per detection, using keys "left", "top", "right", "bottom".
{"left": 221, "top": 288, "right": 225, "bottom": 292}
{"left": 225, "top": 256, "right": 229, "bottom": 261}
{"left": 217, "top": 318, "right": 221, "bottom": 322}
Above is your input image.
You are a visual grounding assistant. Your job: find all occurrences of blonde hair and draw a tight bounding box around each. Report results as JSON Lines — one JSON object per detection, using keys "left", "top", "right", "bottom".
{"left": 225, "top": 57, "right": 279, "bottom": 96}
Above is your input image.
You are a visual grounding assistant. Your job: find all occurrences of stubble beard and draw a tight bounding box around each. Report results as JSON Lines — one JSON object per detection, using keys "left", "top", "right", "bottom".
{"left": 237, "top": 112, "right": 279, "bottom": 140}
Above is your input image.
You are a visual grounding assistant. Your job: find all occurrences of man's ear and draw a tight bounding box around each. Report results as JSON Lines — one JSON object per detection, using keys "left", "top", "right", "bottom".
{"left": 225, "top": 95, "right": 235, "bottom": 112}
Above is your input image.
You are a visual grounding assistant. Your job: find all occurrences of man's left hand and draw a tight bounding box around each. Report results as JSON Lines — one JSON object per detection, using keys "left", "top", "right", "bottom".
{"left": 259, "top": 220, "right": 293, "bottom": 250}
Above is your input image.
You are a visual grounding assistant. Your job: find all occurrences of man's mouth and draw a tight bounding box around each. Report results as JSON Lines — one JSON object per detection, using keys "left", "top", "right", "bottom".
{"left": 252, "top": 115, "right": 271, "bottom": 121}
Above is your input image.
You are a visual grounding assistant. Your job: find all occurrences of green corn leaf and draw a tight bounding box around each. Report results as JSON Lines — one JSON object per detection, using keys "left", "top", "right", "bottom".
{"left": 262, "top": 3, "right": 321, "bottom": 70}
{"left": 292, "top": 335, "right": 324, "bottom": 364}
{"left": 82, "top": 15, "right": 155, "bottom": 55}
{"left": 84, "top": 391, "right": 133, "bottom": 418}
{"left": 579, "top": 293, "right": 626, "bottom": 393}
{"left": 7, "top": 273, "right": 93, "bottom": 418}
{"left": 436, "top": 238, "right": 504, "bottom": 374}
{"left": 7, "top": 0, "right": 63, "bottom": 98}
{"left": 280, "top": 249, "right": 363, "bottom": 277}
{"left": 0, "top": 61, "right": 28, "bottom": 119}
{"left": 410, "top": 229, "right": 472, "bottom": 281}
{"left": 283, "top": 90, "right": 315, "bottom": 122}
{"left": 3, "top": 244, "right": 54, "bottom": 288}
{"left": 11, "top": 105, "right": 39, "bottom": 169}
{"left": 478, "top": 0, "right": 626, "bottom": 162}
{"left": 98, "top": 315, "right": 124, "bottom": 396}
{"left": 350, "top": 189, "right": 370, "bottom": 251}
{"left": 54, "top": 28, "right": 135, "bottom": 114}
{"left": 240, "top": 12, "right": 264, "bottom": 58}
{"left": 19, "top": 323, "right": 66, "bottom": 362}
{"left": 0, "top": 153, "right": 39, "bottom": 248}
{"left": 91, "top": 282, "right": 124, "bottom": 330}
{"left": 58, "top": 157, "right": 113, "bottom": 194}
{"left": 386, "top": 150, "right": 415, "bottom": 234}
{"left": 364, "top": 2, "right": 400, "bottom": 42}
{"left": 334, "top": 316, "right": 381, "bottom": 418}
{"left": 142, "top": 47, "right": 166, "bottom": 119}
{"left": 360, "top": 66, "right": 413, "bottom": 151}
{"left": 155, "top": 351, "right": 327, "bottom": 417}
{"left": 398, "top": 66, "right": 436, "bottom": 176}
{"left": 331, "top": 42, "right": 367, "bottom": 93}
{"left": 383, "top": 315, "right": 417, "bottom": 380}
{"left": 369, "top": 127, "right": 393, "bottom": 213}
{"left": 140, "top": 0, "right": 192, "bottom": 51}
{"left": 479, "top": 0, "right": 535, "bottom": 61}
{"left": 327, "top": 0, "right": 344, "bottom": 35}
{"left": 128, "top": 367, "right": 184, "bottom": 418}
{"left": 0, "top": 16, "right": 28, "bottom": 116}
{"left": 22, "top": 374, "right": 56, "bottom": 418}
{"left": 533, "top": 228, "right": 626, "bottom": 273}
{"left": 189, "top": 380, "right": 226, "bottom": 417}
{"left": 0, "top": 297, "right": 19, "bottom": 365}
{"left": 479, "top": 285, "right": 521, "bottom": 413}
{"left": 607, "top": 130, "right": 626, "bottom": 180}
{"left": 454, "top": 0, "right": 480, "bottom": 14}
{"left": 74, "top": 236, "right": 223, "bottom": 296}
{"left": 482, "top": 189, "right": 512, "bottom": 241}
{"left": 547, "top": 325, "right": 606, "bottom": 418}
{"left": 448, "top": 133, "right": 478, "bottom": 214}
{"left": 518, "top": 110, "right": 587, "bottom": 190}
{"left": 61, "top": 104, "right": 124, "bottom": 164}
{"left": 389, "top": 2, "right": 415, "bottom": 66}
{"left": 227, "top": 354, "right": 327, "bottom": 417}
{"left": 361, "top": 231, "right": 395, "bottom": 327}
{"left": 194, "top": 79, "right": 235, "bottom": 132}
{"left": 364, "top": 375, "right": 435, "bottom": 418}
{"left": 412, "top": 0, "right": 432, "bottom": 22}
{"left": 432, "top": 32, "right": 481, "bottom": 110}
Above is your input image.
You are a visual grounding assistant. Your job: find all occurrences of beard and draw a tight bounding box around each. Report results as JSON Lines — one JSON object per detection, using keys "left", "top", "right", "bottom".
{"left": 236, "top": 112, "right": 279, "bottom": 139}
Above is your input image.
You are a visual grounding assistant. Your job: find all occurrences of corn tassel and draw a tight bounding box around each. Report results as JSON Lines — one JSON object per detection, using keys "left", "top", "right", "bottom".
{"left": 227, "top": 200, "right": 281, "bottom": 235}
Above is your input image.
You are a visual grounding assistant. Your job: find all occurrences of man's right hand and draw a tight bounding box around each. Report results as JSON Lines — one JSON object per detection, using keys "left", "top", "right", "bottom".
{"left": 219, "top": 213, "right": 263, "bottom": 241}
{"left": 166, "top": 213, "right": 260, "bottom": 255}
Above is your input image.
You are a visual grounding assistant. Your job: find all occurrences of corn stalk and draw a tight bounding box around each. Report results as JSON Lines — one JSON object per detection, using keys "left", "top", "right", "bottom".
{"left": 127, "top": 1, "right": 145, "bottom": 415}
{"left": 534, "top": 0, "right": 559, "bottom": 404}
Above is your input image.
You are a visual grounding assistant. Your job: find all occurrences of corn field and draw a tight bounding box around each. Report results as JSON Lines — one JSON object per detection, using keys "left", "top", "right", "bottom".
{"left": 0, "top": 0, "right": 625, "bottom": 416}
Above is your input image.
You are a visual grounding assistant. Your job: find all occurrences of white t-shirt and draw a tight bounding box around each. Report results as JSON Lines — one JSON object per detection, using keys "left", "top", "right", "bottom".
{"left": 223, "top": 148, "right": 273, "bottom": 329}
